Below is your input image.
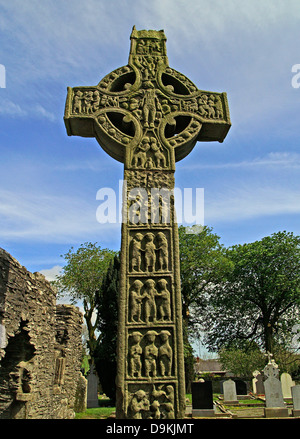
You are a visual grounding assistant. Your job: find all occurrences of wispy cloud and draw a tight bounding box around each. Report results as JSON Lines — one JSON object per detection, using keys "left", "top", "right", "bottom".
{"left": 0, "top": 99, "right": 27, "bottom": 117}
{"left": 0, "top": 0, "right": 299, "bottom": 129}
{"left": 0, "top": 188, "right": 120, "bottom": 243}
{"left": 182, "top": 152, "right": 300, "bottom": 171}
{"left": 0, "top": 99, "right": 57, "bottom": 121}
{"left": 205, "top": 184, "right": 300, "bottom": 224}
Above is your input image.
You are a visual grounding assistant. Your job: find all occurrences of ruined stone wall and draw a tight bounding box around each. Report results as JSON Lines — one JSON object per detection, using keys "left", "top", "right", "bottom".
{"left": 0, "top": 248, "right": 84, "bottom": 419}
{"left": 52, "top": 304, "right": 85, "bottom": 418}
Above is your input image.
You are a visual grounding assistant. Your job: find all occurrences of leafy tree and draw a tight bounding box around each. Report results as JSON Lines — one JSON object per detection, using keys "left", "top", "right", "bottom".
{"left": 53, "top": 242, "right": 116, "bottom": 361}
{"left": 178, "top": 225, "right": 231, "bottom": 334}
{"left": 218, "top": 343, "right": 266, "bottom": 377}
{"left": 94, "top": 253, "right": 120, "bottom": 403}
{"left": 178, "top": 225, "right": 231, "bottom": 389}
{"left": 201, "top": 231, "right": 300, "bottom": 355}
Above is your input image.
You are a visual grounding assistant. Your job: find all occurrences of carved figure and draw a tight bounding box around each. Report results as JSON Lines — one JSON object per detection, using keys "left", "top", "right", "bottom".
{"left": 143, "top": 279, "right": 157, "bottom": 324}
{"left": 214, "top": 95, "right": 223, "bottom": 118}
{"left": 144, "top": 233, "right": 156, "bottom": 272}
{"left": 128, "top": 390, "right": 150, "bottom": 419}
{"left": 151, "top": 383, "right": 166, "bottom": 400}
{"left": 156, "top": 232, "right": 169, "bottom": 271}
{"left": 73, "top": 90, "right": 83, "bottom": 113}
{"left": 129, "top": 331, "right": 143, "bottom": 377}
{"left": 128, "top": 189, "right": 148, "bottom": 224}
{"left": 131, "top": 233, "right": 143, "bottom": 272}
{"left": 156, "top": 279, "right": 171, "bottom": 321}
{"left": 150, "top": 400, "right": 161, "bottom": 419}
{"left": 163, "top": 402, "right": 175, "bottom": 419}
{"left": 144, "top": 330, "right": 158, "bottom": 378}
{"left": 129, "top": 280, "right": 144, "bottom": 322}
{"left": 141, "top": 81, "right": 162, "bottom": 128}
{"left": 83, "top": 91, "right": 94, "bottom": 114}
{"left": 158, "top": 330, "right": 172, "bottom": 377}
{"left": 132, "top": 137, "right": 150, "bottom": 168}
{"left": 93, "top": 90, "right": 100, "bottom": 111}
{"left": 150, "top": 138, "right": 166, "bottom": 168}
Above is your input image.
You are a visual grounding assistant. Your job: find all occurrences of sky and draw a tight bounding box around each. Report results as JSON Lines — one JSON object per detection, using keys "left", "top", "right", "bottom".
{"left": 0, "top": 0, "right": 299, "bottom": 291}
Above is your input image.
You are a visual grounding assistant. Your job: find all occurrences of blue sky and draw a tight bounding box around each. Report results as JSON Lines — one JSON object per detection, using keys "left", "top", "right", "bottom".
{"left": 0, "top": 0, "right": 299, "bottom": 286}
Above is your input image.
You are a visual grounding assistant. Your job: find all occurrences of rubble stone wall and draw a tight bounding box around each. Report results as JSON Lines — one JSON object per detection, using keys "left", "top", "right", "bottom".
{"left": 0, "top": 248, "right": 84, "bottom": 419}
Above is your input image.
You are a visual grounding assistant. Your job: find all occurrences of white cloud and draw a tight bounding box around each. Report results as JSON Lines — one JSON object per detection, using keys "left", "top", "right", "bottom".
{"left": 182, "top": 152, "right": 300, "bottom": 171}
{"left": 0, "top": 99, "right": 57, "bottom": 121}
{"left": 34, "top": 104, "right": 57, "bottom": 122}
{"left": 0, "top": 188, "right": 120, "bottom": 243}
{"left": 205, "top": 184, "right": 300, "bottom": 224}
{"left": 40, "top": 265, "right": 62, "bottom": 282}
{"left": 0, "top": 0, "right": 299, "bottom": 130}
{"left": 0, "top": 99, "right": 27, "bottom": 117}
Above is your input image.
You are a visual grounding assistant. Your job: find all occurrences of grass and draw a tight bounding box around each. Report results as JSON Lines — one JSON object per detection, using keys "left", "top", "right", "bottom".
{"left": 75, "top": 396, "right": 116, "bottom": 419}
{"left": 75, "top": 406, "right": 116, "bottom": 419}
{"left": 75, "top": 393, "right": 267, "bottom": 419}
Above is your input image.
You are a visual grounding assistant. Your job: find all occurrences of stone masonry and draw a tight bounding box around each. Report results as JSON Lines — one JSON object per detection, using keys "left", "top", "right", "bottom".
{"left": 0, "top": 248, "right": 84, "bottom": 419}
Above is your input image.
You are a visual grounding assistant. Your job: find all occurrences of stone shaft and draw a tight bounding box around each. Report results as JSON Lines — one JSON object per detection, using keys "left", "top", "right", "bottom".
{"left": 116, "top": 167, "right": 186, "bottom": 418}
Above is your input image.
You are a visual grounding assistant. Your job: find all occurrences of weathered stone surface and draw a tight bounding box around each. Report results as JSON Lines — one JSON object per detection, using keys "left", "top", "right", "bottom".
{"left": 74, "top": 374, "right": 88, "bottom": 413}
{"left": 223, "top": 379, "right": 238, "bottom": 404}
{"left": 0, "top": 248, "right": 84, "bottom": 419}
{"left": 64, "top": 27, "right": 231, "bottom": 419}
{"left": 280, "top": 372, "right": 295, "bottom": 399}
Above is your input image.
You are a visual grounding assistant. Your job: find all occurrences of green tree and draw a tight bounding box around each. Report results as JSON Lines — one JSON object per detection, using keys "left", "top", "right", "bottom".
{"left": 179, "top": 225, "right": 231, "bottom": 330}
{"left": 218, "top": 343, "right": 266, "bottom": 377}
{"left": 201, "top": 231, "right": 300, "bottom": 355}
{"left": 178, "top": 225, "right": 231, "bottom": 390}
{"left": 94, "top": 253, "right": 120, "bottom": 403}
{"left": 53, "top": 242, "right": 116, "bottom": 361}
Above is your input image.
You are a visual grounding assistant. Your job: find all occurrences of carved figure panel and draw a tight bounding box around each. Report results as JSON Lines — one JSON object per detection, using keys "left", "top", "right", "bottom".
{"left": 127, "top": 328, "right": 174, "bottom": 379}
{"left": 129, "top": 230, "right": 171, "bottom": 273}
{"left": 131, "top": 135, "right": 168, "bottom": 170}
{"left": 127, "top": 382, "right": 175, "bottom": 419}
{"left": 127, "top": 186, "right": 175, "bottom": 226}
{"left": 128, "top": 276, "right": 172, "bottom": 324}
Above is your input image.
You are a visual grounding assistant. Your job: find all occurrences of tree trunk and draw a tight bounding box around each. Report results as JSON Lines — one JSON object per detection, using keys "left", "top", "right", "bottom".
{"left": 264, "top": 322, "right": 273, "bottom": 354}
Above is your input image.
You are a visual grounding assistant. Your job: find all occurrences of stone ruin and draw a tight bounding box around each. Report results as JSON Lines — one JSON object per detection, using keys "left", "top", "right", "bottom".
{"left": 0, "top": 248, "right": 86, "bottom": 419}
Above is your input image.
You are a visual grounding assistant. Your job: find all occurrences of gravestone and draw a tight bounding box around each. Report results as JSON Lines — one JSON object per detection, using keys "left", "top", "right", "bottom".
{"left": 235, "top": 379, "right": 247, "bottom": 395}
{"left": 87, "top": 363, "right": 99, "bottom": 408}
{"left": 223, "top": 379, "right": 238, "bottom": 404}
{"left": 291, "top": 385, "right": 300, "bottom": 417}
{"left": 280, "top": 372, "right": 295, "bottom": 399}
{"left": 64, "top": 27, "right": 231, "bottom": 418}
{"left": 74, "top": 375, "right": 88, "bottom": 413}
{"left": 191, "top": 381, "right": 214, "bottom": 417}
{"left": 252, "top": 370, "right": 265, "bottom": 395}
{"left": 263, "top": 361, "right": 288, "bottom": 418}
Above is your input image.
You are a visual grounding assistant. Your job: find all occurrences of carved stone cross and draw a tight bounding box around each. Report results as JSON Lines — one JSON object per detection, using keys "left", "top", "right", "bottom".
{"left": 64, "top": 26, "right": 231, "bottom": 419}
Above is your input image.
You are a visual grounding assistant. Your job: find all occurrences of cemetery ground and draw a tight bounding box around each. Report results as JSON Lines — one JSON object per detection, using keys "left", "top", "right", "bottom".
{"left": 75, "top": 392, "right": 297, "bottom": 420}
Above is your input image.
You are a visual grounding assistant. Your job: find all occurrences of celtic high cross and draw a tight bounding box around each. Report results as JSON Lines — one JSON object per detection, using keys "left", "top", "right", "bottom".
{"left": 64, "top": 27, "right": 231, "bottom": 419}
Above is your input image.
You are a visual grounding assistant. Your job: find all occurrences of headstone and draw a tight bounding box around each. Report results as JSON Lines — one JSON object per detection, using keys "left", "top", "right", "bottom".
{"left": 87, "top": 363, "right": 99, "bottom": 408}
{"left": 280, "top": 372, "right": 295, "bottom": 399}
{"left": 74, "top": 375, "right": 88, "bottom": 413}
{"left": 223, "top": 379, "right": 238, "bottom": 404}
{"left": 235, "top": 379, "right": 247, "bottom": 395}
{"left": 191, "top": 381, "right": 214, "bottom": 417}
{"left": 252, "top": 370, "right": 265, "bottom": 395}
{"left": 263, "top": 361, "right": 288, "bottom": 418}
{"left": 291, "top": 385, "right": 300, "bottom": 417}
{"left": 64, "top": 27, "right": 231, "bottom": 419}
